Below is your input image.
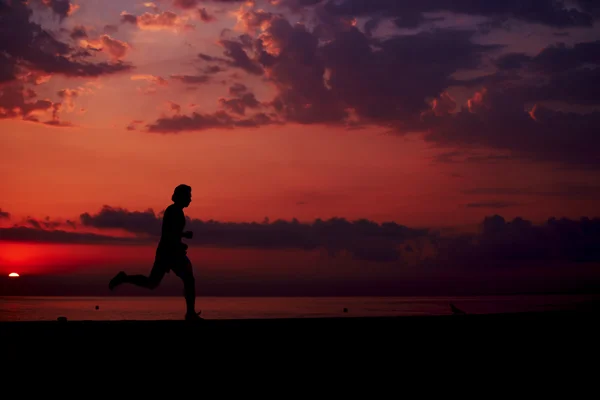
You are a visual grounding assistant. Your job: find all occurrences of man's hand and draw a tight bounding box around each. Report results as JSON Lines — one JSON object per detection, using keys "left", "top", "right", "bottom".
{"left": 182, "top": 231, "right": 193, "bottom": 239}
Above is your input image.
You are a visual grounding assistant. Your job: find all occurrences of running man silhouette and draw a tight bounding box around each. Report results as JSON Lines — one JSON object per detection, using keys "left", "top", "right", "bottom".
{"left": 108, "top": 184, "right": 202, "bottom": 321}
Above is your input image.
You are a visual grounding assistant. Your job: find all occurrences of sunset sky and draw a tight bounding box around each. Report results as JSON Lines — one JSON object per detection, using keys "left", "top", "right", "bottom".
{"left": 1, "top": 0, "right": 599, "bottom": 296}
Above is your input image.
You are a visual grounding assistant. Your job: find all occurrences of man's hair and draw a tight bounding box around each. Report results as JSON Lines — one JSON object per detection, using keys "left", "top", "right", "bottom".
{"left": 172, "top": 184, "right": 191, "bottom": 202}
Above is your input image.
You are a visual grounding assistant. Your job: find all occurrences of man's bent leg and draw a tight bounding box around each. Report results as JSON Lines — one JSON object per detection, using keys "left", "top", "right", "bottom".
{"left": 112, "top": 260, "right": 166, "bottom": 290}
{"left": 125, "top": 262, "right": 165, "bottom": 288}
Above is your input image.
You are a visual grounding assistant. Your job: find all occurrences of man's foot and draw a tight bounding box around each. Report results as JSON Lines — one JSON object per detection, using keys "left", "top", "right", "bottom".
{"left": 185, "top": 311, "right": 203, "bottom": 321}
{"left": 109, "top": 271, "right": 126, "bottom": 291}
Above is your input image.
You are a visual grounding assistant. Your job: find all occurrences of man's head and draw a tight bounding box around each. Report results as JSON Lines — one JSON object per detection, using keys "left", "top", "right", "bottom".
{"left": 172, "top": 184, "right": 192, "bottom": 207}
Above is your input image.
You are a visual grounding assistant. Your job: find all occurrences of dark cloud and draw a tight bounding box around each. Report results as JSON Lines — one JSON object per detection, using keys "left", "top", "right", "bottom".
{"left": 493, "top": 52, "right": 532, "bottom": 70}
{"left": 140, "top": 5, "right": 600, "bottom": 170}
{"left": 0, "top": 226, "right": 148, "bottom": 245}
{"left": 4, "top": 206, "right": 600, "bottom": 266}
{"left": 219, "top": 39, "right": 264, "bottom": 75}
{"left": 319, "top": 28, "right": 499, "bottom": 124}
{"left": 421, "top": 90, "right": 600, "bottom": 169}
{"left": 75, "top": 205, "right": 429, "bottom": 262}
{"left": 198, "top": 53, "right": 228, "bottom": 62}
{"left": 0, "top": 208, "right": 10, "bottom": 219}
{"left": 0, "top": 0, "right": 133, "bottom": 83}
{"left": 69, "top": 25, "right": 88, "bottom": 39}
{"left": 24, "top": 216, "right": 65, "bottom": 230}
{"left": 203, "top": 65, "right": 225, "bottom": 74}
{"left": 421, "top": 38, "right": 600, "bottom": 169}
{"left": 120, "top": 12, "right": 138, "bottom": 25}
{"left": 198, "top": 8, "right": 215, "bottom": 22}
{"left": 145, "top": 109, "right": 277, "bottom": 133}
{"left": 35, "top": 0, "right": 75, "bottom": 20}
{"left": 210, "top": 15, "right": 498, "bottom": 126}
{"left": 441, "top": 215, "right": 600, "bottom": 264}
{"left": 218, "top": 92, "right": 260, "bottom": 115}
{"left": 321, "top": 0, "right": 597, "bottom": 28}
{"left": 528, "top": 41, "right": 600, "bottom": 74}
{"left": 80, "top": 206, "right": 161, "bottom": 236}
{"left": 170, "top": 74, "right": 211, "bottom": 84}
{"left": 462, "top": 185, "right": 600, "bottom": 198}
{"left": 0, "top": 82, "right": 61, "bottom": 124}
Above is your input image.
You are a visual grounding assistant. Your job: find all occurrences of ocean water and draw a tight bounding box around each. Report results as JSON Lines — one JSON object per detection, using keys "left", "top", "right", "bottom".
{"left": 1, "top": 294, "right": 598, "bottom": 321}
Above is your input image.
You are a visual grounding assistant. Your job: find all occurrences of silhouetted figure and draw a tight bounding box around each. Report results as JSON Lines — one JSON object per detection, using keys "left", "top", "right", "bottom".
{"left": 108, "top": 184, "right": 202, "bottom": 321}
{"left": 450, "top": 303, "right": 466, "bottom": 315}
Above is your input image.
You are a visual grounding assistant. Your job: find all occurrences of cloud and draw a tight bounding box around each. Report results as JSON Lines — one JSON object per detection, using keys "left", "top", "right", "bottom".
{"left": 120, "top": 10, "right": 195, "bottom": 31}
{"left": 37, "top": 0, "right": 78, "bottom": 20}
{"left": 169, "top": 74, "right": 211, "bottom": 84}
{"left": 320, "top": 0, "right": 598, "bottom": 29}
{"left": 218, "top": 39, "right": 264, "bottom": 75}
{"left": 145, "top": 109, "right": 278, "bottom": 133}
{"left": 51, "top": 0, "right": 593, "bottom": 170}
{"left": 131, "top": 74, "right": 168, "bottom": 85}
{"left": 213, "top": 15, "right": 496, "bottom": 126}
{"left": 74, "top": 205, "right": 430, "bottom": 262}
{"left": 439, "top": 215, "right": 600, "bottom": 264}
{"left": 3, "top": 205, "right": 600, "bottom": 266}
{"left": 69, "top": 25, "right": 88, "bottom": 40}
{"left": 80, "top": 206, "right": 161, "bottom": 236}
{"left": 0, "top": 82, "right": 70, "bottom": 125}
{"left": 198, "top": 8, "right": 216, "bottom": 22}
{"left": 462, "top": 185, "right": 600, "bottom": 198}
{"left": 0, "top": 1, "right": 133, "bottom": 83}
{"left": 0, "top": 208, "right": 10, "bottom": 220}
{"left": 125, "top": 120, "right": 145, "bottom": 130}
{"left": 420, "top": 89, "right": 600, "bottom": 169}
{"left": 218, "top": 91, "right": 261, "bottom": 115}
{"left": 79, "top": 35, "right": 130, "bottom": 61}
{"left": 0, "top": 226, "right": 148, "bottom": 245}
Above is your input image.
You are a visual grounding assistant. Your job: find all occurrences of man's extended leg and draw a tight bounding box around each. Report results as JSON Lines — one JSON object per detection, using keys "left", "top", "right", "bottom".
{"left": 109, "top": 261, "right": 166, "bottom": 291}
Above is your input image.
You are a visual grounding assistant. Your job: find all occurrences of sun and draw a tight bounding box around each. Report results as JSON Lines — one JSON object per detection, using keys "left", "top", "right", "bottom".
{"left": 8, "top": 272, "right": 20, "bottom": 278}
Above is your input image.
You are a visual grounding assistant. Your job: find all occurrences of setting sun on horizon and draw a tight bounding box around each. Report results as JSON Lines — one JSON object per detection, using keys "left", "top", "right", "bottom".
{"left": 8, "top": 273, "right": 20, "bottom": 278}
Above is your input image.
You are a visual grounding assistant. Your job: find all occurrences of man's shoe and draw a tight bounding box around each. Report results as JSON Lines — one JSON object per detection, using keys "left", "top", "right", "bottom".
{"left": 185, "top": 311, "right": 203, "bottom": 321}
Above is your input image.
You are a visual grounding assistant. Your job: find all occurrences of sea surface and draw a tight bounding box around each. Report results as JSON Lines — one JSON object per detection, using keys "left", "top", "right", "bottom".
{"left": 1, "top": 294, "right": 598, "bottom": 321}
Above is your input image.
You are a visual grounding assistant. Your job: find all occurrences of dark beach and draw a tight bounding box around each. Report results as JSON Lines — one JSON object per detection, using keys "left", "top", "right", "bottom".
{"left": 3, "top": 307, "right": 599, "bottom": 365}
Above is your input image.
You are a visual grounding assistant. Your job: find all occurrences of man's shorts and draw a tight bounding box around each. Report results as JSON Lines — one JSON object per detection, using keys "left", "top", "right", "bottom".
{"left": 150, "top": 249, "right": 193, "bottom": 281}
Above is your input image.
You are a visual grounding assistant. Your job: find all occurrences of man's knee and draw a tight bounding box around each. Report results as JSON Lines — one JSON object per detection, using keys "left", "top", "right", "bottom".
{"left": 148, "top": 276, "right": 162, "bottom": 289}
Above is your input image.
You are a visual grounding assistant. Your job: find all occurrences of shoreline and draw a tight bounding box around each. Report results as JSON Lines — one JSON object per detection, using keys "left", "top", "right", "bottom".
{"left": 2, "top": 308, "right": 597, "bottom": 333}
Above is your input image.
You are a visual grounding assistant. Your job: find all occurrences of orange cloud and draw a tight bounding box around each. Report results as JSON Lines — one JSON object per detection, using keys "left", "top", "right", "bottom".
{"left": 130, "top": 75, "right": 168, "bottom": 86}
{"left": 120, "top": 11, "right": 195, "bottom": 31}
{"left": 80, "top": 35, "right": 130, "bottom": 61}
